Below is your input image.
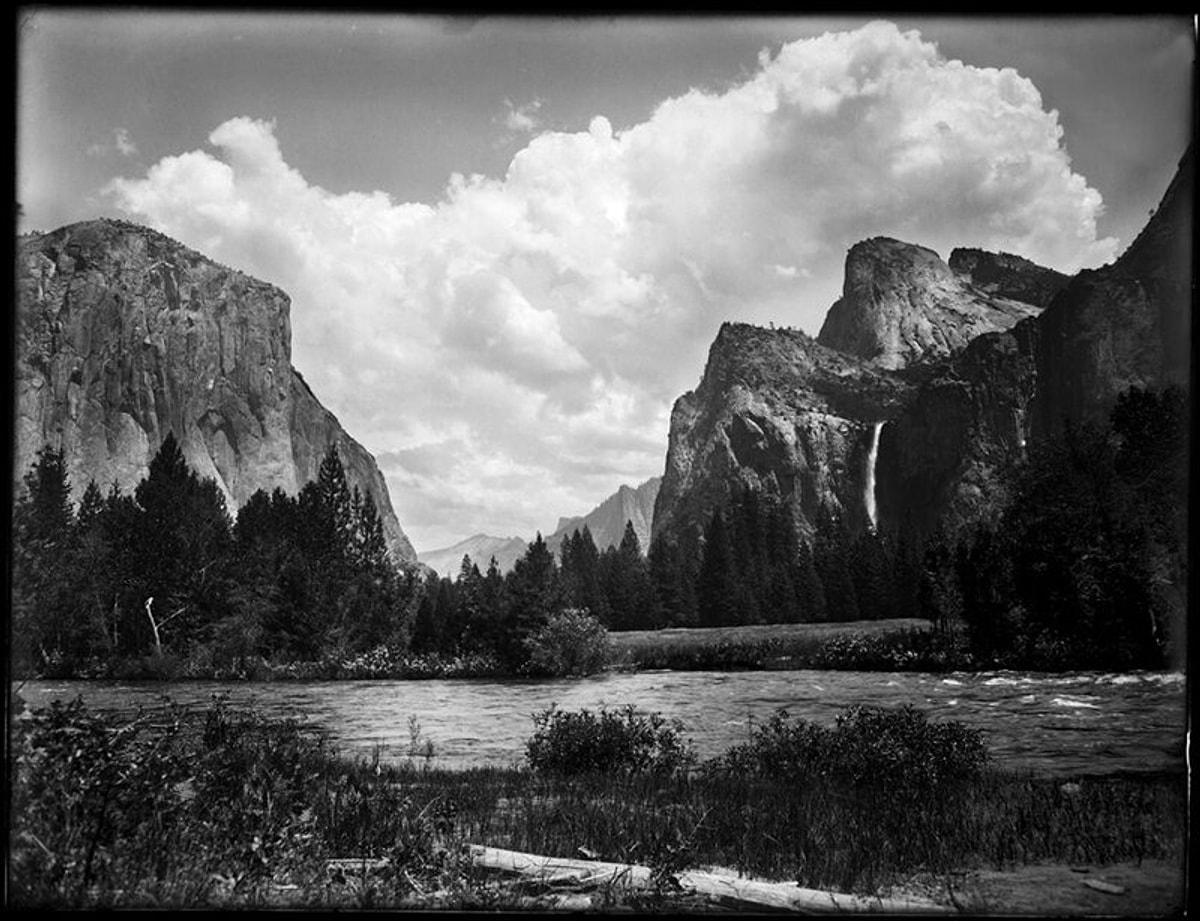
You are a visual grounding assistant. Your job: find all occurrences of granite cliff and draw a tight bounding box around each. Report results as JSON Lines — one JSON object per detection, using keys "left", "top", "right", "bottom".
{"left": 651, "top": 323, "right": 915, "bottom": 544}
{"left": 654, "top": 148, "right": 1190, "bottom": 549}
{"left": 816, "top": 237, "right": 1045, "bottom": 370}
{"left": 15, "top": 218, "right": 416, "bottom": 563}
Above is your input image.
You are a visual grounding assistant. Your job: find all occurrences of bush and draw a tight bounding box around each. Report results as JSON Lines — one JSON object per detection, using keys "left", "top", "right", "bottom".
{"left": 525, "top": 704, "right": 696, "bottom": 777}
{"left": 522, "top": 608, "right": 612, "bottom": 677}
{"left": 709, "top": 705, "right": 988, "bottom": 791}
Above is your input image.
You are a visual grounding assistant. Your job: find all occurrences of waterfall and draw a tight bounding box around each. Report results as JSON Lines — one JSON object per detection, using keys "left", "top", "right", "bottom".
{"left": 865, "top": 421, "right": 883, "bottom": 531}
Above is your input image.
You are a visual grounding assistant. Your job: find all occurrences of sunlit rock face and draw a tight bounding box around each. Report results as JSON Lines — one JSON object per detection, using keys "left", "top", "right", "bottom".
{"left": 417, "top": 534, "right": 529, "bottom": 579}
{"left": 817, "top": 236, "right": 1043, "bottom": 370}
{"left": 15, "top": 218, "right": 416, "bottom": 563}
{"left": 546, "top": 477, "right": 661, "bottom": 556}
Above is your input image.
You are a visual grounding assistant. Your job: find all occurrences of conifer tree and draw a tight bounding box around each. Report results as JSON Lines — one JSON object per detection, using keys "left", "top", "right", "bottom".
{"left": 697, "top": 509, "right": 740, "bottom": 627}
{"left": 131, "top": 433, "right": 233, "bottom": 654}
{"left": 794, "top": 541, "right": 827, "bottom": 622}
{"left": 11, "top": 447, "right": 81, "bottom": 672}
{"left": 812, "top": 510, "right": 859, "bottom": 622}
{"left": 503, "top": 534, "right": 562, "bottom": 666}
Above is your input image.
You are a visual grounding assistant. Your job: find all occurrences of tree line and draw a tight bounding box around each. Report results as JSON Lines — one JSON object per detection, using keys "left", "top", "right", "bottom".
{"left": 11, "top": 434, "right": 414, "bottom": 677}
{"left": 410, "top": 385, "right": 1187, "bottom": 672}
{"left": 11, "top": 386, "right": 1185, "bottom": 677}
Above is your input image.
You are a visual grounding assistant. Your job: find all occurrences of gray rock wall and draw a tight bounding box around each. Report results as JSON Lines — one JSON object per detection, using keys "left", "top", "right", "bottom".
{"left": 15, "top": 219, "right": 416, "bottom": 563}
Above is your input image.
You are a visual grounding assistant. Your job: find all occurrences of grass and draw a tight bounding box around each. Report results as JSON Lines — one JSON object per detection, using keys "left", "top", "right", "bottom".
{"left": 607, "top": 618, "right": 955, "bottom": 670}
{"left": 8, "top": 695, "right": 1186, "bottom": 910}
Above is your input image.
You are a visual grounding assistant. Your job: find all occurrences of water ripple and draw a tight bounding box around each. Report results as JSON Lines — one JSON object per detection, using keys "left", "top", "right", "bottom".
{"left": 14, "top": 668, "right": 1187, "bottom": 778}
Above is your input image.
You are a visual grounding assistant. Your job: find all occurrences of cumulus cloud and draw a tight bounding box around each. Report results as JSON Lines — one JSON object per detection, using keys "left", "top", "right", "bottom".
{"left": 105, "top": 20, "right": 1118, "bottom": 550}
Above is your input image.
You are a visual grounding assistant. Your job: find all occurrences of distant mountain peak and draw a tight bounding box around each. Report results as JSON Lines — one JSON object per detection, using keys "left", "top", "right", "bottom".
{"left": 546, "top": 476, "right": 661, "bottom": 554}
{"left": 416, "top": 533, "right": 529, "bottom": 579}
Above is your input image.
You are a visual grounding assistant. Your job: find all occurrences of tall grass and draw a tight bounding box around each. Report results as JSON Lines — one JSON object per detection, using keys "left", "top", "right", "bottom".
{"left": 9, "top": 696, "right": 1186, "bottom": 908}
{"left": 608, "top": 621, "right": 970, "bottom": 672}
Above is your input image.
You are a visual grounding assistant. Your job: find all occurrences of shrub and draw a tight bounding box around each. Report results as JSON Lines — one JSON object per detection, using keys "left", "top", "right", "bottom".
{"left": 522, "top": 608, "right": 612, "bottom": 677}
{"left": 709, "top": 705, "right": 988, "bottom": 791}
{"left": 525, "top": 704, "right": 696, "bottom": 777}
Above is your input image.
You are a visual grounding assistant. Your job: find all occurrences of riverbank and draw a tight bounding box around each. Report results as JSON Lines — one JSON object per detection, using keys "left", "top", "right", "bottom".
{"left": 9, "top": 695, "right": 1186, "bottom": 911}
{"left": 607, "top": 617, "right": 955, "bottom": 671}
{"left": 13, "top": 617, "right": 954, "bottom": 681}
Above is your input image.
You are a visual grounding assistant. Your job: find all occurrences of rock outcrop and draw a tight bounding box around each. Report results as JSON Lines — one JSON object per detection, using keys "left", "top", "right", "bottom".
{"left": 652, "top": 324, "right": 914, "bottom": 544}
{"left": 816, "top": 237, "right": 1043, "bottom": 370}
{"left": 15, "top": 218, "right": 416, "bottom": 563}
{"left": 948, "top": 248, "right": 1071, "bottom": 309}
{"left": 546, "top": 477, "right": 661, "bottom": 555}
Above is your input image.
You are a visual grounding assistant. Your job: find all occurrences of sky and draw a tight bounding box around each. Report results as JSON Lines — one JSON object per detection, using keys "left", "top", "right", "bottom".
{"left": 16, "top": 12, "right": 1195, "bottom": 552}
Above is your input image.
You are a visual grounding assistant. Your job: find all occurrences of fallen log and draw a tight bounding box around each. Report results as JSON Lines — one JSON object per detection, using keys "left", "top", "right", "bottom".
{"left": 466, "top": 844, "right": 952, "bottom": 913}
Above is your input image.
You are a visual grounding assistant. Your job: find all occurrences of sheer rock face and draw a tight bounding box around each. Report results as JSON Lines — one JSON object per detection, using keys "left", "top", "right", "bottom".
{"left": 875, "top": 320, "right": 1041, "bottom": 540}
{"left": 546, "top": 477, "right": 661, "bottom": 556}
{"left": 1029, "top": 146, "right": 1192, "bottom": 441}
{"left": 877, "top": 147, "right": 1192, "bottom": 539}
{"left": 652, "top": 323, "right": 914, "bottom": 545}
{"left": 816, "top": 237, "right": 1043, "bottom": 370}
{"left": 15, "top": 218, "right": 416, "bottom": 563}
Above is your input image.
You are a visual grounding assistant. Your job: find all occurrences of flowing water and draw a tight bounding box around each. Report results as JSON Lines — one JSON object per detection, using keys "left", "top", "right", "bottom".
{"left": 865, "top": 420, "right": 883, "bottom": 530}
{"left": 15, "top": 669, "right": 1186, "bottom": 778}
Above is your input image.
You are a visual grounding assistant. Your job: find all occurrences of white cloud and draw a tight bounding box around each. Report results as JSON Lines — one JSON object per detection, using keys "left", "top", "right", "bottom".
{"left": 500, "top": 97, "right": 544, "bottom": 135}
{"left": 87, "top": 127, "right": 139, "bottom": 158}
{"left": 104, "top": 20, "right": 1118, "bottom": 550}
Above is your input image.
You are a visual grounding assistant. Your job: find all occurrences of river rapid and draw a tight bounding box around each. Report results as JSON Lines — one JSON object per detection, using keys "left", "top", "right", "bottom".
{"left": 16, "top": 668, "right": 1186, "bottom": 778}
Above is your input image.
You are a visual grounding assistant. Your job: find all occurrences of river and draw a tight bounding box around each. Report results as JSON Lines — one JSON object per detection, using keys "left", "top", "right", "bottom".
{"left": 15, "top": 669, "right": 1186, "bottom": 778}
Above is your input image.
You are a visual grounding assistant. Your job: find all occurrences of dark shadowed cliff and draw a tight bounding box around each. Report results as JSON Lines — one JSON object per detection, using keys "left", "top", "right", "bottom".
{"left": 877, "top": 146, "right": 1192, "bottom": 539}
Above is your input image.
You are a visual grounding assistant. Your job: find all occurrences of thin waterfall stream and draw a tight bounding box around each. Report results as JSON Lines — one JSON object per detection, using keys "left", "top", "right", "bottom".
{"left": 865, "top": 420, "right": 883, "bottom": 530}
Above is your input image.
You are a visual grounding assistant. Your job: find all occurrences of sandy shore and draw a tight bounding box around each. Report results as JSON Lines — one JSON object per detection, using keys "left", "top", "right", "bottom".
{"left": 889, "top": 859, "right": 1186, "bottom": 916}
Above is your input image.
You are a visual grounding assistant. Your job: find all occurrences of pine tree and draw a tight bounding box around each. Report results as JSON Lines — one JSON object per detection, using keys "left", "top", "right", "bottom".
{"left": 602, "top": 521, "right": 661, "bottom": 630}
{"left": 11, "top": 446, "right": 82, "bottom": 672}
{"left": 696, "top": 509, "right": 740, "bottom": 627}
{"left": 794, "top": 541, "right": 826, "bottom": 622}
{"left": 503, "top": 534, "right": 562, "bottom": 666}
{"left": 132, "top": 432, "right": 233, "bottom": 654}
{"left": 812, "top": 510, "right": 859, "bottom": 622}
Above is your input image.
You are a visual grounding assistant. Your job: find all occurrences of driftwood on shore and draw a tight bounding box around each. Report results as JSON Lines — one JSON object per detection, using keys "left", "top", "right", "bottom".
{"left": 326, "top": 845, "right": 952, "bottom": 911}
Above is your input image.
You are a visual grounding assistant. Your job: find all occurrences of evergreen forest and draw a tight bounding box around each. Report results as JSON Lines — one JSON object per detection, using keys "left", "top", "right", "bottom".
{"left": 10, "top": 386, "right": 1187, "bottom": 679}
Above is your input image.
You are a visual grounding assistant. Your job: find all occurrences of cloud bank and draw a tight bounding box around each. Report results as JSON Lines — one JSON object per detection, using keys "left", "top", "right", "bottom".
{"left": 105, "top": 21, "right": 1118, "bottom": 550}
